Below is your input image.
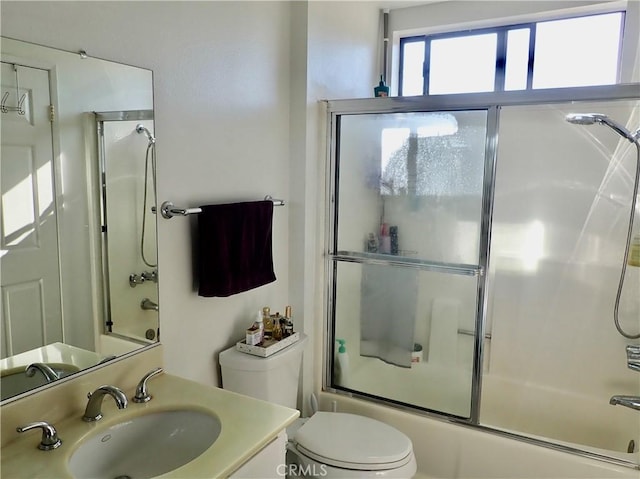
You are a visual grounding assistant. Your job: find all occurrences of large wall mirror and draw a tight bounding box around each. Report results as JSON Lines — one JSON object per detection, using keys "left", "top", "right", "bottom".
{"left": 0, "top": 37, "right": 158, "bottom": 403}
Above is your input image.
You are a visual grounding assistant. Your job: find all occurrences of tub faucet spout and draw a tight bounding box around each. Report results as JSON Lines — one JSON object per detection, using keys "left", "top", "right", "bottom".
{"left": 609, "top": 395, "right": 640, "bottom": 411}
{"left": 25, "top": 363, "right": 59, "bottom": 382}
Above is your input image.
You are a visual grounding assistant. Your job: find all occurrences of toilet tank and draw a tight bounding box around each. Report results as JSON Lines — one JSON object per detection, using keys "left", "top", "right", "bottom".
{"left": 219, "top": 333, "right": 307, "bottom": 409}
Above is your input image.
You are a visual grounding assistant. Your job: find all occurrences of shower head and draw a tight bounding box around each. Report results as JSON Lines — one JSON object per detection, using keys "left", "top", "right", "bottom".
{"left": 565, "top": 113, "right": 639, "bottom": 143}
{"left": 136, "top": 124, "right": 156, "bottom": 144}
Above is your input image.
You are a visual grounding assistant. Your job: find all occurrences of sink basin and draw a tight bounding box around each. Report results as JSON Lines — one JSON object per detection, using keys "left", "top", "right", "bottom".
{"left": 68, "top": 410, "right": 221, "bottom": 479}
{"left": 0, "top": 364, "right": 80, "bottom": 400}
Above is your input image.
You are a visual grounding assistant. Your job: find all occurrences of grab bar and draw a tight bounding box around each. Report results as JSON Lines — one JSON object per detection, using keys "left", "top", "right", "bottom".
{"left": 159, "top": 195, "right": 285, "bottom": 219}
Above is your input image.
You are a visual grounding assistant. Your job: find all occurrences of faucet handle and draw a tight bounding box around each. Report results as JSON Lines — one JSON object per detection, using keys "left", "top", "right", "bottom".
{"left": 626, "top": 345, "right": 640, "bottom": 372}
{"left": 133, "top": 367, "right": 163, "bottom": 403}
{"left": 16, "top": 421, "right": 62, "bottom": 450}
{"left": 627, "top": 345, "right": 640, "bottom": 357}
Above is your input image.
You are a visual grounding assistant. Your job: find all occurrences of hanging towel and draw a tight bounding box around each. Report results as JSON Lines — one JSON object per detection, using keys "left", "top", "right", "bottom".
{"left": 197, "top": 200, "right": 276, "bottom": 297}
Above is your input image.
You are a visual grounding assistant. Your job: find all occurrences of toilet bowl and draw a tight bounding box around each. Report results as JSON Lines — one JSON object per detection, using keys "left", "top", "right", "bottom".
{"left": 219, "top": 334, "right": 417, "bottom": 478}
{"left": 287, "top": 412, "right": 417, "bottom": 478}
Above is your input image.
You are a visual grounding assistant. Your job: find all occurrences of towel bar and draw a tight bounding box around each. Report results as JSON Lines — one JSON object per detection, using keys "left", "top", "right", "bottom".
{"left": 159, "top": 196, "right": 285, "bottom": 219}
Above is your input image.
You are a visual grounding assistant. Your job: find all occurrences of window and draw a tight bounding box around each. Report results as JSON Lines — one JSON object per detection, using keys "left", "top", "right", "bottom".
{"left": 399, "top": 12, "right": 624, "bottom": 96}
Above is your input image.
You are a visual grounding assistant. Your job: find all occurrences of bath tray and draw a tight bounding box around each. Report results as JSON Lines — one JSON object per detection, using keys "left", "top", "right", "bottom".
{"left": 236, "top": 332, "right": 300, "bottom": 357}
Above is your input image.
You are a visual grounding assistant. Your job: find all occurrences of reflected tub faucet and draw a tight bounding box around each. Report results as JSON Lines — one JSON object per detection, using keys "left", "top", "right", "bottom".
{"left": 25, "top": 363, "right": 59, "bottom": 382}
{"left": 82, "top": 385, "right": 128, "bottom": 421}
{"left": 141, "top": 298, "right": 159, "bottom": 311}
{"left": 609, "top": 395, "right": 640, "bottom": 411}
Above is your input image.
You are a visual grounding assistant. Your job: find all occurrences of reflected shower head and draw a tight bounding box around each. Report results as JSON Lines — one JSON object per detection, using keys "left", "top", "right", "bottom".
{"left": 566, "top": 113, "right": 639, "bottom": 143}
{"left": 136, "top": 124, "right": 155, "bottom": 144}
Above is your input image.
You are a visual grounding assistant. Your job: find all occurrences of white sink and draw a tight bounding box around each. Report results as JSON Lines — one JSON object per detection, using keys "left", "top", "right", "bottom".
{"left": 68, "top": 410, "right": 221, "bottom": 479}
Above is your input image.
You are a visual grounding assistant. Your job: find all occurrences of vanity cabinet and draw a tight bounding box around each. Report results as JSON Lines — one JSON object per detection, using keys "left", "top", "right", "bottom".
{"left": 229, "top": 431, "right": 287, "bottom": 478}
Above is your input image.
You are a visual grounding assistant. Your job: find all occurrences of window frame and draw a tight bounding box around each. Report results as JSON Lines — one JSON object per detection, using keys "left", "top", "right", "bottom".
{"left": 398, "top": 11, "right": 624, "bottom": 96}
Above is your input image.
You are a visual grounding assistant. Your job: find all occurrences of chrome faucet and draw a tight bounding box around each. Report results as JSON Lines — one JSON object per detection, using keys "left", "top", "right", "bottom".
{"left": 133, "top": 367, "right": 163, "bottom": 403}
{"left": 82, "top": 385, "right": 128, "bottom": 421}
{"left": 16, "top": 421, "right": 62, "bottom": 450}
{"left": 610, "top": 395, "right": 640, "bottom": 411}
{"left": 25, "top": 363, "right": 59, "bottom": 382}
{"left": 141, "top": 298, "right": 159, "bottom": 311}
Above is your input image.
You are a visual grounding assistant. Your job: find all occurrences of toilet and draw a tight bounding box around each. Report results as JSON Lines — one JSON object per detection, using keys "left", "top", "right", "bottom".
{"left": 219, "top": 333, "right": 417, "bottom": 478}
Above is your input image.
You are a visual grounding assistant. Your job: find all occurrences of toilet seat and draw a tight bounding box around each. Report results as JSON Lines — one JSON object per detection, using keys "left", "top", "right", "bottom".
{"left": 293, "top": 412, "right": 414, "bottom": 471}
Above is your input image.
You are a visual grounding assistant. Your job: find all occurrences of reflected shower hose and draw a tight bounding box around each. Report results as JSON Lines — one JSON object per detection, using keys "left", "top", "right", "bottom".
{"left": 137, "top": 124, "right": 157, "bottom": 268}
{"left": 566, "top": 113, "right": 640, "bottom": 339}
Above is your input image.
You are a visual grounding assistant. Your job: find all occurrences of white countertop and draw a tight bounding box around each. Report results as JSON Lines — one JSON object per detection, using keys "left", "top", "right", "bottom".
{"left": 1, "top": 373, "right": 299, "bottom": 478}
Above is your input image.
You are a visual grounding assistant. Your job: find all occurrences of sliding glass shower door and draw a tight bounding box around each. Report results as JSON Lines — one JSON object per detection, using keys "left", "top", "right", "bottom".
{"left": 328, "top": 109, "right": 491, "bottom": 418}
{"left": 325, "top": 86, "right": 639, "bottom": 468}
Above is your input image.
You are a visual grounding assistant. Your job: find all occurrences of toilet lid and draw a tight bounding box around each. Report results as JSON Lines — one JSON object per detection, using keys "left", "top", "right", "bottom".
{"left": 293, "top": 412, "right": 414, "bottom": 471}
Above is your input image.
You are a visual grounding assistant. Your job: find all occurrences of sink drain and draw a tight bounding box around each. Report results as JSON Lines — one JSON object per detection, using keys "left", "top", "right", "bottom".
{"left": 114, "top": 476, "right": 132, "bottom": 479}
{"left": 628, "top": 439, "right": 636, "bottom": 453}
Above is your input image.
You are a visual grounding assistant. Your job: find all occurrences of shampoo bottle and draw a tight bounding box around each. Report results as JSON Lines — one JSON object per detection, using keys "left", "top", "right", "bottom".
{"left": 336, "top": 339, "right": 349, "bottom": 386}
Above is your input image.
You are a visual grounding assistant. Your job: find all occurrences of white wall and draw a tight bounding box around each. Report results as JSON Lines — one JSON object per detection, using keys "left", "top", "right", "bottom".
{"left": 2, "top": 1, "right": 292, "bottom": 387}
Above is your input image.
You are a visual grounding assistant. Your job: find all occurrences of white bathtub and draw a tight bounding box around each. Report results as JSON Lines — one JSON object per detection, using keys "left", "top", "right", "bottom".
{"left": 98, "top": 333, "right": 151, "bottom": 356}
{"left": 319, "top": 390, "right": 639, "bottom": 478}
{"left": 481, "top": 375, "right": 639, "bottom": 462}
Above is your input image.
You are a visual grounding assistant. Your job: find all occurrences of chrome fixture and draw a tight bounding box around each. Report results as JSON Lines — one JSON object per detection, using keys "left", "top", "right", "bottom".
{"left": 141, "top": 298, "right": 159, "bottom": 312}
{"left": 160, "top": 195, "right": 285, "bottom": 219}
{"left": 133, "top": 367, "right": 163, "bottom": 403}
{"left": 25, "top": 363, "right": 59, "bottom": 382}
{"left": 1, "top": 63, "right": 26, "bottom": 115}
{"left": 609, "top": 395, "right": 640, "bottom": 411}
{"left": 142, "top": 270, "right": 158, "bottom": 282}
{"left": 129, "top": 270, "right": 158, "bottom": 288}
{"left": 136, "top": 123, "right": 157, "bottom": 268}
{"left": 566, "top": 113, "right": 640, "bottom": 339}
{"left": 16, "top": 421, "right": 62, "bottom": 450}
{"left": 136, "top": 123, "right": 155, "bottom": 144}
{"left": 627, "top": 345, "right": 640, "bottom": 372}
{"left": 82, "top": 385, "right": 128, "bottom": 422}
{"left": 565, "top": 113, "right": 640, "bottom": 143}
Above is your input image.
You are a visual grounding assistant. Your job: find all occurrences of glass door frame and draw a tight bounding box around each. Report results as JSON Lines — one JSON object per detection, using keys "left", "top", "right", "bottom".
{"left": 323, "top": 83, "right": 640, "bottom": 466}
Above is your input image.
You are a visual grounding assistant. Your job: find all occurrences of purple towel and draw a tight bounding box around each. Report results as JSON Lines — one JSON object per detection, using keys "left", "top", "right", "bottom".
{"left": 197, "top": 200, "right": 276, "bottom": 297}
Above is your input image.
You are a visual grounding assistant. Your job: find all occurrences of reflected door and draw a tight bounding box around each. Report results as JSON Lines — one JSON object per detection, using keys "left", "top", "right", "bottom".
{"left": 0, "top": 62, "right": 62, "bottom": 358}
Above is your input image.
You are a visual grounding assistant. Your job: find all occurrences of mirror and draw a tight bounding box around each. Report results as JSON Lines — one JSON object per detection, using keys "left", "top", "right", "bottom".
{"left": 0, "top": 37, "right": 157, "bottom": 403}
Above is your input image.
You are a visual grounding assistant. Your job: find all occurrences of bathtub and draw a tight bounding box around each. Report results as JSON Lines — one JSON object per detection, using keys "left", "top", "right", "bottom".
{"left": 98, "top": 333, "right": 152, "bottom": 356}
{"left": 319, "top": 390, "right": 639, "bottom": 478}
{"left": 481, "top": 375, "right": 639, "bottom": 462}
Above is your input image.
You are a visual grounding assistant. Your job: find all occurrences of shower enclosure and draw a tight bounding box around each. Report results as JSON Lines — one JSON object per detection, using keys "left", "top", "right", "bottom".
{"left": 95, "top": 111, "right": 158, "bottom": 348}
{"left": 325, "top": 84, "right": 640, "bottom": 468}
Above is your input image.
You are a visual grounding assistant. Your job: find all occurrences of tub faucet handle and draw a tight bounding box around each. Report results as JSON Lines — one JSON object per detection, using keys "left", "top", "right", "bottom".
{"left": 626, "top": 345, "right": 640, "bottom": 372}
